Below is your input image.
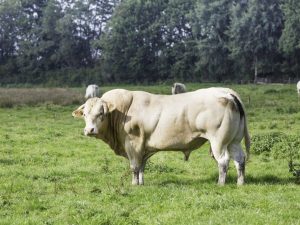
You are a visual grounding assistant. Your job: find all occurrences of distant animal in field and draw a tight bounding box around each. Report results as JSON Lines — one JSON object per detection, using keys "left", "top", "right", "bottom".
{"left": 172, "top": 83, "right": 192, "bottom": 161}
{"left": 85, "top": 84, "right": 100, "bottom": 99}
{"left": 255, "top": 77, "right": 269, "bottom": 84}
{"left": 297, "top": 81, "right": 300, "bottom": 97}
{"left": 172, "top": 83, "right": 186, "bottom": 95}
{"left": 73, "top": 88, "right": 250, "bottom": 186}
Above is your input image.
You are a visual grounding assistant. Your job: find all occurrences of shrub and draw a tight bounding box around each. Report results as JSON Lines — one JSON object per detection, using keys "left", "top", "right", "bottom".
{"left": 251, "top": 132, "right": 285, "bottom": 155}
{"left": 252, "top": 132, "right": 300, "bottom": 160}
{"left": 272, "top": 135, "right": 300, "bottom": 160}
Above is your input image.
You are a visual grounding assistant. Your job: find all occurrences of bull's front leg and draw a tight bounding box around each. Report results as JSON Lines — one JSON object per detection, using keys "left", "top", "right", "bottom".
{"left": 130, "top": 155, "right": 149, "bottom": 185}
{"left": 125, "top": 136, "right": 146, "bottom": 185}
{"left": 130, "top": 161, "right": 146, "bottom": 185}
{"left": 131, "top": 166, "right": 139, "bottom": 185}
{"left": 138, "top": 160, "right": 148, "bottom": 185}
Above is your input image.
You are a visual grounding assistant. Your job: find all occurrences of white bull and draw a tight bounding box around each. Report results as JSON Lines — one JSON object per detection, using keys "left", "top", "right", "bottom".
{"left": 73, "top": 88, "right": 250, "bottom": 186}
{"left": 85, "top": 84, "right": 100, "bottom": 99}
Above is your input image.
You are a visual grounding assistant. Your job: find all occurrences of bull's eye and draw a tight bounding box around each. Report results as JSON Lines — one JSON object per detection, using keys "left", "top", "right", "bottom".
{"left": 83, "top": 113, "right": 86, "bottom": 117}
{"left": 95, "top": 112, "right": 102, "bottom": 118}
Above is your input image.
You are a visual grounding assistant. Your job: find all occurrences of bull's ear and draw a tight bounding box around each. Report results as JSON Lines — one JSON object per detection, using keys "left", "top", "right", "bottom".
{"left": 107, "top": 101, "right": 116, "bottom": 112}
{"left": 72, "top": 104, "right": 85, "bottom": 118}
{"left": 102, "top": 101, "right": 115, "bottom": 114}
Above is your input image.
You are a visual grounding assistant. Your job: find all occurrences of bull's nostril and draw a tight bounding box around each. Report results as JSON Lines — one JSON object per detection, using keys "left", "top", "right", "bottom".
{"left": 90, "top": 128, "right": 94, "bottom": 133}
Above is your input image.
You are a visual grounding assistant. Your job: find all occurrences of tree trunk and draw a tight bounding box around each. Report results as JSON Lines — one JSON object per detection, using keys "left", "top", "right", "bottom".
{"left": 254, "top": 56, "right": 258, "bottom": 83}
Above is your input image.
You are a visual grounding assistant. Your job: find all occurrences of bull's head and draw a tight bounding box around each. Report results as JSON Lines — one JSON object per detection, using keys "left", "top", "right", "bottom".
{"left": 72, "top": 98, "right": 115, "bottom": 136}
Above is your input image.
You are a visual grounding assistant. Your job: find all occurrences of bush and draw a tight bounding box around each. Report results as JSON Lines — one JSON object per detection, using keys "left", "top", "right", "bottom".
{"left": 252, "top": 132, "right": 300, "bottom": 160}
{"left": 272, "top": 135, "right": 300, "bottom": 160}
{"left": 251, "top": 132, "right": 285, "bottom": 155}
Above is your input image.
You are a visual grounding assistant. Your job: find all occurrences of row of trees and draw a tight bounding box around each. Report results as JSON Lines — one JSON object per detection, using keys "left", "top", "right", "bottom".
{"left": 0, "top": 0, "right": 300, "bottom": 85}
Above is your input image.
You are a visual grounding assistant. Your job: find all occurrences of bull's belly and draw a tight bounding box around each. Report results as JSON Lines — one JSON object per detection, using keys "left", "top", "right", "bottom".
{"left": 146, "top": 133, "right": 207, "bottom": 151}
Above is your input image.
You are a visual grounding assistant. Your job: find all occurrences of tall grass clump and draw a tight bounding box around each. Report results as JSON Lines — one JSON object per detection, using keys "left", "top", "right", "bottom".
{"left": 0, "top": 88, "right": 85, "bottom": 107}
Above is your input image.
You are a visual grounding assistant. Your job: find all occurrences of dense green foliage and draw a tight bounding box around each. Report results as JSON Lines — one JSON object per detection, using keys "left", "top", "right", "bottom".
{"left": 0, "top": 0, "right": 119, "bottom": 85}
{"left": 0, "top": 84, "right": 300, "bottom": 224}
{"left": 279, "top": 0, "right": 300, "bottom": 78}
{"left": 0, "top": 0, "right": 300, "bottom": 85}
{"left": 229, "top": 0, "right": 283, "bottom": 82}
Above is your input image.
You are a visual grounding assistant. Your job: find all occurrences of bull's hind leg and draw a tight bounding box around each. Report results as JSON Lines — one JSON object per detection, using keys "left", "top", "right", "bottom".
{"left": 217, "top": 152, "right": 230, "bottom": 185}
{"left": 210, "top": 141, "right": 230, "bottom": 185}
{"left": 229, "top": 143, "right": 246, "bottom": 185}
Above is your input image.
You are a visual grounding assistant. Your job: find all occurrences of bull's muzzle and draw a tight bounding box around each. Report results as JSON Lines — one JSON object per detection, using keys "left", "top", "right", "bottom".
{"left": 84, "top": 127, "right": 98, "bottom": 136}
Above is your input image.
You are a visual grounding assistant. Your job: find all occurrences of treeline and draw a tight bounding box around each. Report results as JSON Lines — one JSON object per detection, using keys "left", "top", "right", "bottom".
{"left": 0, "top": 0, "right": 300, "bottom": 85}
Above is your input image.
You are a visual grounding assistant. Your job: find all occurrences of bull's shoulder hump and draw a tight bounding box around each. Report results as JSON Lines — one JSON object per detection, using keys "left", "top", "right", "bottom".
{"left": 101, "top": 89, "right": 134, "bottom": 109}
{"left": 101, "top": 89, "right": 131, "bottom": 99}
{"left": 103, "top": 88, "right": 130, "bottom": 95}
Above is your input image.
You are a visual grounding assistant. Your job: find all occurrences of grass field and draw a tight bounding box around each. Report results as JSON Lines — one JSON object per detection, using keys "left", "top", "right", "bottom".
{"left": 0, "top": 84, "right": 299, "bottom": 225}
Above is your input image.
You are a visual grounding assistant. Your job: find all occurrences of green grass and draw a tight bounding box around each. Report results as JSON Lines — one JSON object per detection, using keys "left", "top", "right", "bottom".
{"left": 0, "top": 84, "right": 300, "bottom": 225}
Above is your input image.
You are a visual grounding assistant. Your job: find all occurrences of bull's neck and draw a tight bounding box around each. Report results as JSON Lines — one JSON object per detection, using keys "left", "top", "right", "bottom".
{"left": 102, "top": 111, "right": 126, "bottom": 157}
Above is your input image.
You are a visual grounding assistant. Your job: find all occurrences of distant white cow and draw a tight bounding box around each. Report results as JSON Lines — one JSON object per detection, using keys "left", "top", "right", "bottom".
{"left": 172, "top": 83, "right": 186, "bottom": 95}
{"left": 172, "top": 83, "right": 189, "bottom": 160}
{"left": 297, "top": 81, "right": 300, "bottom": 97}
{"left": 85, "top": 84, "right": 100, "bottom": 99}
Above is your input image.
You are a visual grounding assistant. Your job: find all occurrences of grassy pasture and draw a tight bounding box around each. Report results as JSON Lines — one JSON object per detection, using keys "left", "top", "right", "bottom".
{"left": 0, "top": 84, "right": 299, "bottom": 225}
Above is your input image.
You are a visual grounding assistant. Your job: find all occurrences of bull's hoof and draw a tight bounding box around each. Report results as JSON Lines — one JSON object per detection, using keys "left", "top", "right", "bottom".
{"left": 132, "top": 180, "right": 139, "bottom": 185}
{"left": 217, "top": 178, "right": 226, "bottom": 186}
{"left": 237, "top": 179, "right": 245, "bottom": 186}
{"left": 138, "top": 179, "right": 144, "bottom": 185}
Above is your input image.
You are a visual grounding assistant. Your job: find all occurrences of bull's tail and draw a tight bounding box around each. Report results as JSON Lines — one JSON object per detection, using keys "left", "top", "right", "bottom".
{"left": 230, "top": 94, "right": 251, "bottom": 160}
{"left": 244, "top": 119, "right": 251, "bottom": 160}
